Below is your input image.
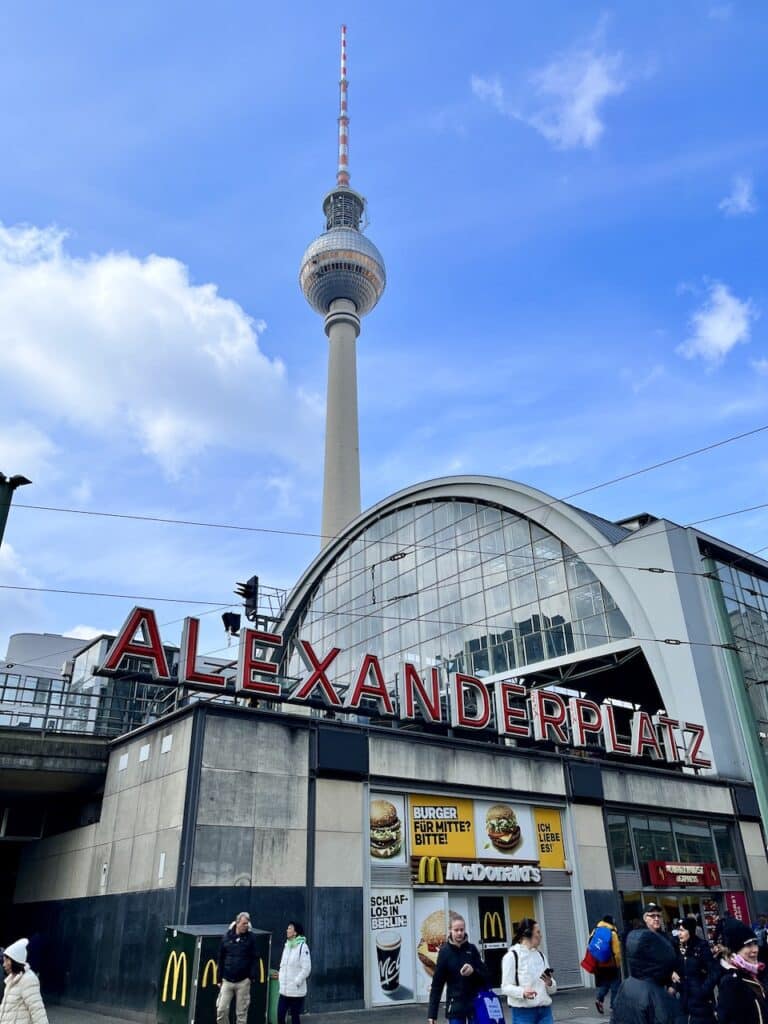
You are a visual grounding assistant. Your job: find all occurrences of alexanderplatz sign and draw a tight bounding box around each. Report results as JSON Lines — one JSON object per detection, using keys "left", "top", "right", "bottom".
{"left": 95, "top": 606, "right": 711, "bottom": 769}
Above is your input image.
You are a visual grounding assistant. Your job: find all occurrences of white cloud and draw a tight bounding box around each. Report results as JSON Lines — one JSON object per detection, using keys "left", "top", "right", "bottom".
{"left": 472, "top": 43, "right": 625, "bottom": 149}
{"left": 0, "top": 421, "right": 58, "bottom": 478}
{"left": 470, "top": 75, "right": 506, "bottom": 115}
{"left": 752, "top": 358, "right": 768, "bottom": 375}
{"left": 529, "top": 47, "right": 625, "bottom": 149}
{"left": 0, "top": 222, "right": 322, "bottom": 477}
{"left": 719, "top": 174, "right": 758, "bottom": 216}
{"left": 66, "top": 624, "right": 112, "bottom": 640}
{"left": 677, "top": 282, "right": 757, "bottom": 364}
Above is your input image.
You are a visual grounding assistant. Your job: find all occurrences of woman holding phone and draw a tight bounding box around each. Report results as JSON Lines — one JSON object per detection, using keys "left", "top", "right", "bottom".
{"left": 501, "top": 918, "right": 557, "bottom": 1024}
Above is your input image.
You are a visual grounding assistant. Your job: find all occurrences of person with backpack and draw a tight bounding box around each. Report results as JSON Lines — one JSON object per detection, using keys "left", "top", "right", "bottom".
{"left": 586, "top": 915, "right": 622, "bottom": 1015}
{"left": 501, "top": 917, "right": 557, "bottom": 1023}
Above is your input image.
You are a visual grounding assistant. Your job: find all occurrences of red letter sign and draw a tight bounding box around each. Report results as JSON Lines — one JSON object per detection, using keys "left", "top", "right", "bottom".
{"left": 237, "top": 628, "right": 283, "bottom": 697}
{"left": 398, "top": 664, "right": 442, "bottom": 723}
{"left": 99, "top": 606, "right": 171, "bottom": 681}
{"left": 450, "top": 674, "right": 491, "bottom": 729}
{"left": 179, "top": 617, "right": 226, "bottom": 690}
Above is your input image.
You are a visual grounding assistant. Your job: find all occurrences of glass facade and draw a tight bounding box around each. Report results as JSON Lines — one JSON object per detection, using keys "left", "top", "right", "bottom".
{"left": 606, "top": 811, "right": 738, "bottom": 875}
{"left": 284, "top": 499, "right": 633, "bottom": 700}
{"left": 711, "top": 559, "right": 768, "bottom": 751}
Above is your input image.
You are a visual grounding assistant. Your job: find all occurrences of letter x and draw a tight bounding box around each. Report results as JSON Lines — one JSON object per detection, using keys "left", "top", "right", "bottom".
{"left": 295, "top": 641, "right": 343, "bottom": 705}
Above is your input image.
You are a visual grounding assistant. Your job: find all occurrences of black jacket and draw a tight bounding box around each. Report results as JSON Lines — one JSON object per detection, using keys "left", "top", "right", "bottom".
{"left": 218, "top": 925, "right": 260, "bottom": 983}
{"left": 428, "top": 938, "right": 490, "bottom": 1021}
{"left": 672, "top": 936, "right": 718, "bottom": 1024}
{"left": 611, "top": 929, "right": 682, "bottom": 1024}
{"left": 716, "top": 967, "right": 768, "bottom": 1024}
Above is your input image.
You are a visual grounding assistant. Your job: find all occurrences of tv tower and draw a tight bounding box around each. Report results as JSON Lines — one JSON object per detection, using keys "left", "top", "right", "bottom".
{"left": 300, "top": 25, "right": 386, "bottom": 547}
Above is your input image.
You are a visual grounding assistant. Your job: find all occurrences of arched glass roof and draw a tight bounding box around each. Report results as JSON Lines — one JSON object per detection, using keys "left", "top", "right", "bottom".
{"left": 282, "top": 498, "right": 632, "bottom": 700}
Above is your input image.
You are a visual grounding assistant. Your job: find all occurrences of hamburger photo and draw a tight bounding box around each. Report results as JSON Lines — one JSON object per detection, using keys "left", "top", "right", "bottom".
{"left": 369, "top": 798, "right": 402, "bottom": 859}
{"left": 485, "top": 803, "right": 522, "bottom": 853}
{"left": 417, "top": 910, "right": 460, "bottom": 976}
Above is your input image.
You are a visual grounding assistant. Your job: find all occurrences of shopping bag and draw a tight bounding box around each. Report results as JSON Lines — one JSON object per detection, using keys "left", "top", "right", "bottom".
{"left": 473, "top": 988, "right": 506, "bottom": 1024}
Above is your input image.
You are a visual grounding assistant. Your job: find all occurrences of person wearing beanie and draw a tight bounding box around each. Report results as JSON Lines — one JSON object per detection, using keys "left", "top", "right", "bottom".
{"left": 716, "top": 920, "right": 767, "bottom": 1024}
{"left": 610, "top": 928, "right": 680, "bottom": 1023}
{"left": 673, "top": 916, "right": 718, "bottom": 1024}
{"left": 1, "top": 938, "right": 49, "bottom": 1024}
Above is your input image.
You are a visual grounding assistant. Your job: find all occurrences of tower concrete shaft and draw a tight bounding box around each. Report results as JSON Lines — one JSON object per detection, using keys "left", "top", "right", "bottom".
{"left": 322, "top": 299, "right": 361, "bottom": 542}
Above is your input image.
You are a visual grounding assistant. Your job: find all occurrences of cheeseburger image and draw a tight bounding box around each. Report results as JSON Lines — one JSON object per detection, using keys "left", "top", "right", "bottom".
{"left": 369, "top": 799, "right": 402, "bottom": 859}
{"left": 485, "top": 803, "right": 522, "bottom": 853}
{"left": 417, "top": 910, "right": 460, "bottom": 976}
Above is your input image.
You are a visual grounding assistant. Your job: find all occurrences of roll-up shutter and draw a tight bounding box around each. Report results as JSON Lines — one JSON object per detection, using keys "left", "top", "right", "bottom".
{"left": 541, "top": 890, "right": 582, "bottom": 988}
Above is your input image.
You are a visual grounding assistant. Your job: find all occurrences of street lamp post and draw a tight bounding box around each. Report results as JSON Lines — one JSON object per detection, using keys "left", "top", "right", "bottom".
{"left": 0, "top": 473, "right": 31, "bottom": 549}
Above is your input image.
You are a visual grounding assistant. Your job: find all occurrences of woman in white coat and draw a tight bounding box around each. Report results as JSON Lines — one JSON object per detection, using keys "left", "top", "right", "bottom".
{"left": 278, "top": 920, "right": 311, "bottom": 1024}
{"left": 0, "top": 938, "right": 49, "bottom": 1024}
{"left": 501, "top": 918, "right": 557, "bottom": 1024}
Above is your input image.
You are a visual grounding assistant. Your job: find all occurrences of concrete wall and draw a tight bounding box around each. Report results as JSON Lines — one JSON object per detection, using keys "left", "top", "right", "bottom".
{"left": 740, "top": 820, "right": 768, "bottom": 892}
{"left": 603, "top": 768, "right": 733, "bottom": 816}
{"left": 192, "top": 714, "right": 309, "bottom": 888}
{"left": 370, "top": 733, "right": 567, "bottom": 797}
{"left": 15, "top": 716, "right": 191, "bottom": 902}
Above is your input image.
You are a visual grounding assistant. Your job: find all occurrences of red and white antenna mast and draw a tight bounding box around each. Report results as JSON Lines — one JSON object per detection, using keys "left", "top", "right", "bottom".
{"left": 337, "top": 24, "right": 350, "bottom": 187}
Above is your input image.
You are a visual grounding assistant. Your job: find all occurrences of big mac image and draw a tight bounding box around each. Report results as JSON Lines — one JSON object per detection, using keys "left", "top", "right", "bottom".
{"left": 416, "top": 910, "right": 461, "bottom": 976}
{"left": 485, "top": 803, "right": 522, "bottom": 853}
{"left": 370, "top": 799, "right": 403, "bottom": 859}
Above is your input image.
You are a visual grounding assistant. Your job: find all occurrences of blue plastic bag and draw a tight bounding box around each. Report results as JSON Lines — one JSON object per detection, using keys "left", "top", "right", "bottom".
{"left": 473, "top": 988, "right": 506, "bottom": 1024}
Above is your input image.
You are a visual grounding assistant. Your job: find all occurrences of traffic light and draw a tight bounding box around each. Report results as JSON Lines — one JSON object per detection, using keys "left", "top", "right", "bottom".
{"left": 234, "top": 575, "right": 259, "bottom": 622}
{"left": 222, "top": 612, "right": 241, "bottom": 637}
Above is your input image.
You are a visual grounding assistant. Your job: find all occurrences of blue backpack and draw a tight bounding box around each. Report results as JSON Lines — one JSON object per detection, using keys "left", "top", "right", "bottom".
{"left": 587, "top": 925, "right": 613, "bottom": 963}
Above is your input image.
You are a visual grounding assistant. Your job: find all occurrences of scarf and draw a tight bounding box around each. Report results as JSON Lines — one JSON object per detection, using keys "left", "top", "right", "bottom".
{"left": 286, "top": 935, "right": 306, "bottom": 948}
{"left": 732, "top": 952, "right": 764, "bottom": 975}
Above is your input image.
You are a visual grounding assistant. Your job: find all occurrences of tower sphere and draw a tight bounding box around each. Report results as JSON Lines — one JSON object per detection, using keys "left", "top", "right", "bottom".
{"left": 299, "top": 222, "right": 386, "bottom": 317}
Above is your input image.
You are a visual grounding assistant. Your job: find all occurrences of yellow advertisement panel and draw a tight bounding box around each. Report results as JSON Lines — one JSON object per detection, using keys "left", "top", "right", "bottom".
{"left": 533, "top": 807, "right": 565, "bottom": 869}
{"left": 408, "top": 794, "right": 476, "bottom": 858}
{"left": 507, "top": 894, "right": 537, "bottom": 937}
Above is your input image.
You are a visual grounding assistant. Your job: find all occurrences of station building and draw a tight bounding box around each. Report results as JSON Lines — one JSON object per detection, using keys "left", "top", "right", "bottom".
{"left": 5, "top": 475, "right": 768, "bottom": 1021}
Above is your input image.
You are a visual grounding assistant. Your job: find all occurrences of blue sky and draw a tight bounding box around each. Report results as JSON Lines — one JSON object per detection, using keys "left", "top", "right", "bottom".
{"left": 0, "top": 1, "right": 766, "bottom": 659}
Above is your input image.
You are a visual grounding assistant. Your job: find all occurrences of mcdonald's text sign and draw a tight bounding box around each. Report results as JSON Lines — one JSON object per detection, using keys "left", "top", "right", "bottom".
{"left": 411, "top": 856, "right": 542, "bottom": 886}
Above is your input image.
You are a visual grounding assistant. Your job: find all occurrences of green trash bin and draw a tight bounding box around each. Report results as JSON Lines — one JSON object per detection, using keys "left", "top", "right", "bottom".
{"left": 268, "top": 971, "right": 280, "bottom": 1024}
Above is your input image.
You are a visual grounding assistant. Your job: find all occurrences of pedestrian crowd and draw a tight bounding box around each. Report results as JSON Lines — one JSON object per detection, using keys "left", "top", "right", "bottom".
{"left": 3, "top": 903, "right": 768, "bottom": 1023}
{"left": 581, "top": 902, "right": 768, "bottom": 1023}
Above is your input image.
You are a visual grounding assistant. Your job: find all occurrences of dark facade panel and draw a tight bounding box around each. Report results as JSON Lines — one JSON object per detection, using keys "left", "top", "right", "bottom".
{"left": 567, "top": 761, "right": 604, "bottom": 804}
{"left": 733, "top": 784, "right": 761, "bottom": 821}
{"left": 312, "top": 886, "right": 364, "bottom": 1008}
{"left": 11, "top": 888, "right": 175, "bottom": 1017}
{"left": 584, "top": 889, "right": 621, "bottom": 933}
{"left": 315, "top": 726, "right": 369, "bottom": 779}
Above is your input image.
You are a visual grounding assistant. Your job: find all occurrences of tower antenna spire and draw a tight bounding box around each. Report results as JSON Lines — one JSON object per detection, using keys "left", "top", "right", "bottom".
{"left": 337, "top": 24, "right": 350, "bottom": 187}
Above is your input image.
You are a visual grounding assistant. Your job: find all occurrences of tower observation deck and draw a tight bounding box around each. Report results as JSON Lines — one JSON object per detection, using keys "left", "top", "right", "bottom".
{"left": 299, "top": 25, "right": 386, "bottom": 547}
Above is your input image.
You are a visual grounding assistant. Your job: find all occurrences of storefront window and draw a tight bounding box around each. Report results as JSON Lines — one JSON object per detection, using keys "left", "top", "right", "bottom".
{"left": 631, "top": 815, "right": 675, "bottom": 862}
{"left": 607, "top": 813, "right": 635, "bottom": 870}
{"left": 712, "top": 822, "right": 738, "bottom": 873}
{"left": 674, "top": 819, "right": 716, "bottom": 863}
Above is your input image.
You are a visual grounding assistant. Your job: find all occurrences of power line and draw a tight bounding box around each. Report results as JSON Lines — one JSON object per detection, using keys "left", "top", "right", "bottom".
{"left": 13, "top": 421, "right": 768, "bottom": 549}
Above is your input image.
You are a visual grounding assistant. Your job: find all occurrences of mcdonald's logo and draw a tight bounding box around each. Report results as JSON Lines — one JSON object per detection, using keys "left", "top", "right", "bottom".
{"left": 482, "top": 911, "right": 504, "bottom": 940}
{"left": 258, "top": 958, "right": 265, "bottom": 984}
{"left": 201, "top": 958, "right": 218, "bottom": 988}
{"left": 417, "top": 856, "right": 444, "bottom": 884}
{"left": 162, "top": 950, "right": 188, "bottom": 1006}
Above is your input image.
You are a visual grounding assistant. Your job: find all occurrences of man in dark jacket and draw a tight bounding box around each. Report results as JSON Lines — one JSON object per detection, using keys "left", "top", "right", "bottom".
{"left": 611, "top": 928, "right": 681, "bottom": 1024}
{"left": 217, "top": 911, "right": 260, "bottom": 1024}
{"left": 428, "top": 915, "right": 491, "bottom": 1024}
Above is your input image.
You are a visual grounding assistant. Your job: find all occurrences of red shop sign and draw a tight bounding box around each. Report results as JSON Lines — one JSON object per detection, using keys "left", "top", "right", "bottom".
{"left": 647, "top": 861, "right": 721, "bottom": 887}
{"left": 724, "top": 891, "right": 750, "bottom": 922}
